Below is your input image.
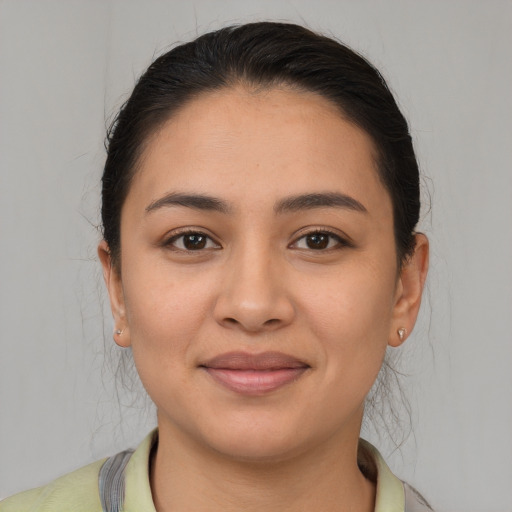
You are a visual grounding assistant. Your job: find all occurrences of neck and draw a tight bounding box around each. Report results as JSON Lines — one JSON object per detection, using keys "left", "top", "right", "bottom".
{"left": 150, "top": 422, "right": 375, "bottom": 512}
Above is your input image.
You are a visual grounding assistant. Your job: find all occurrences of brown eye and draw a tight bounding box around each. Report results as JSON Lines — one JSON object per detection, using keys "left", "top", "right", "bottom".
{"left": 292, "top": 231, "right": 347, "bottom": 251}
{"left": 183, "top": 234, "right": 207, "bottom": 250}
{"left": 166, "top": 231, "right": 220, "bottom": 251}
{"left": 305, "top": 233, "right": 330, "bottom": 250}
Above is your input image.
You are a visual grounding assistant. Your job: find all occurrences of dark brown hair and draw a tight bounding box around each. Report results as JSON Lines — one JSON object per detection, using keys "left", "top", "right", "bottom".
{"left": 102, "top": 22, "right": 420, "bottom": 267}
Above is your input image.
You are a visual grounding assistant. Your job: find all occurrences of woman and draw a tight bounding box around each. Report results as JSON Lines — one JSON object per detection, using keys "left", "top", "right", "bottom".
{"left": 1, "top": 22, "right": 431, "bottom": 512}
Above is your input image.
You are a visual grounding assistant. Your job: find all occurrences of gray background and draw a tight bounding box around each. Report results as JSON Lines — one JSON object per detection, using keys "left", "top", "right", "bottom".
{"left": 1, "top": 1, "right": 511, "bottom": 511}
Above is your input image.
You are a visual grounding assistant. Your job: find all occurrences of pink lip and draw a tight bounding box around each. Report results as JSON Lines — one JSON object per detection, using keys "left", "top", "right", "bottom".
{"left": 200, "top": 351, "right": 310, "bottom": 395}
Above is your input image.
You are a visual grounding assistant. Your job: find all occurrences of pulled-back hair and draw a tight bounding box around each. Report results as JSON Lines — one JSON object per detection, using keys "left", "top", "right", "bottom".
{"left": 102, "top": 21, "right": 420, "bottom": 269}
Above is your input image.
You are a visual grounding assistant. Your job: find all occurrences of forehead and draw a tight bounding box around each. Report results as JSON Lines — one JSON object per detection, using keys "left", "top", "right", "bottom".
{"left": 128, "top": 86, "right": 392, "bottom": 218}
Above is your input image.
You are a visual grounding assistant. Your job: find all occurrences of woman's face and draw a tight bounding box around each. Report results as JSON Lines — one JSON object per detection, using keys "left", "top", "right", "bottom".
{"left": 100, "top": 86, "right": 427, "bottom": 461}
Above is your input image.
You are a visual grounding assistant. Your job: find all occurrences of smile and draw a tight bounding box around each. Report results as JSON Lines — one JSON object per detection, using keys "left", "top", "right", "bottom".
{"left": 200, "top": 351, "right": 310, "bottom": 396}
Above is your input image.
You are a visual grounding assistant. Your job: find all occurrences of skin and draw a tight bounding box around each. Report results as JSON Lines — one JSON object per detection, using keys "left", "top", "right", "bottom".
{"left": 99, "top": 86, "right": 428, "bottom": 512}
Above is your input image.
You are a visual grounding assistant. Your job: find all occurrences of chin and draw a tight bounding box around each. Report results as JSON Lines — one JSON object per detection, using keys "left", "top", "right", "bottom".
{"left": 193, "top": 413, "right": 315, "bottom": 464}
{"left": 209, "top": 433, "right": 306, "bottom": 464}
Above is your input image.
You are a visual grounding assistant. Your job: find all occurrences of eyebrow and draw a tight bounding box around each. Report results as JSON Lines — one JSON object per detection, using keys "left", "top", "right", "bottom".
{"left": 145, "top": 192, "right": 231, "bottom": 214}
{"left": 145, "top": 191, "right": 367, "bottom": 215}
{"left": 274, "top": 192, "right": 367, "bottom": 214}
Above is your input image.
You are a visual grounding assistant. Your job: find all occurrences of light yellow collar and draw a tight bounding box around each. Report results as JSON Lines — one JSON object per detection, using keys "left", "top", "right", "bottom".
{"left": 359, "top": 438, "right": 405, "bottom": 512}
{"left": 123, "top": 430, "right": 404, "bottom": 512}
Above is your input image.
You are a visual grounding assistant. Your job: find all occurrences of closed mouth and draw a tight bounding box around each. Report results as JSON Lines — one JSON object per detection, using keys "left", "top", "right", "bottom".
{"left": 200, "top": 351, "right": 310, "bottom": 395}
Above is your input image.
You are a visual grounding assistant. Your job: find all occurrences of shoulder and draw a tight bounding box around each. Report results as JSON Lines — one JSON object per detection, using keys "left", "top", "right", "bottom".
{"left": 1, "top": 430, "right": 157, "bottom": 512}
{"left": 0, "top": 458, "right": 106, "bottom": 512}
{"left": 358, "top": 439, "right": 435, "bottom": 512}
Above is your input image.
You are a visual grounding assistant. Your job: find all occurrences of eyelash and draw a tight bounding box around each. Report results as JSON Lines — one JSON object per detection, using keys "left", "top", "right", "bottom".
{"left": 162, "top": 228, "right": 352, "bottom": 253}
{"left": 290, "top": 229, "right": 351, "bottom": 251}
{"left": 163, "top": 229, "right": 221, "bottom": 252}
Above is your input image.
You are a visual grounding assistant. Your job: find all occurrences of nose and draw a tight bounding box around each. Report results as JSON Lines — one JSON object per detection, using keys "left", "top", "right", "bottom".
{"left": 213, "top": 247, "right": 295, "bottom": 333}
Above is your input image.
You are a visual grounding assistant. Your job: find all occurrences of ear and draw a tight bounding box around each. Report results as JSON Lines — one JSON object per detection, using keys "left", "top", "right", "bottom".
{"left": 98, "top": 240, "right": 131, "bottom": 348}
{"left": 388, "top": 233, "right": 429, "bottom": 347}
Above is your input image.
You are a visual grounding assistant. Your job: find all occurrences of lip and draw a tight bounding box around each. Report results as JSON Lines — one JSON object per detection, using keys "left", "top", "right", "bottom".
{"left": 200, "top": 351, "right": 310, "bottom": 396}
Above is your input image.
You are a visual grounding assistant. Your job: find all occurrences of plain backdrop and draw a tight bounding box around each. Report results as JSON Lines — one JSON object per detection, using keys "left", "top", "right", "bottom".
{"left": 1, "top": 1, "right": 511, "bottom": 511}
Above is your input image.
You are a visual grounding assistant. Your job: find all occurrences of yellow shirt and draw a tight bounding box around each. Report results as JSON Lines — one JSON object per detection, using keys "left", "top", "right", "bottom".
{"left": 1, "top": 431, "right": 417, "bottom": 511}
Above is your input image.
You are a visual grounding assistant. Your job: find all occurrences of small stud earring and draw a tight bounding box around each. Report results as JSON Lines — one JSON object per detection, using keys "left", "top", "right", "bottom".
{"left": 397, "top": 327, "right": 407, "bottom": 341}
{"left": 114, "top": 328, "right": 124, "bottom": 336}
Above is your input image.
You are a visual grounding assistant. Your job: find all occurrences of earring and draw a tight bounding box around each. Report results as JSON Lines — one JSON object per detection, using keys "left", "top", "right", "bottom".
{"left": 114, "top": 328, "right": 124, "bottom": 336}
{"left": 397, "top": 327, "right": 407, "bottom": 341}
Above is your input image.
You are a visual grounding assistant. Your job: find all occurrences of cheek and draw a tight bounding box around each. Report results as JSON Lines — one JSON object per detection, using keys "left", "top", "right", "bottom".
{"left": 302, "top": 257, "right": 396, "bottom": 330}
{"left": 120, "top": 261, "right": 217, "bottom": 372}
{"left": 298, "top": 260, "right": 396, "bottom": 384}
{"left": 119, "top": 266, "right": 219, "bottom": 415}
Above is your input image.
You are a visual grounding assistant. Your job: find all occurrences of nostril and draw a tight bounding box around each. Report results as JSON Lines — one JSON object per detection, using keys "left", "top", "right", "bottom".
{"left": 221, "top": 316, "right": 281, "bottom": 331}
